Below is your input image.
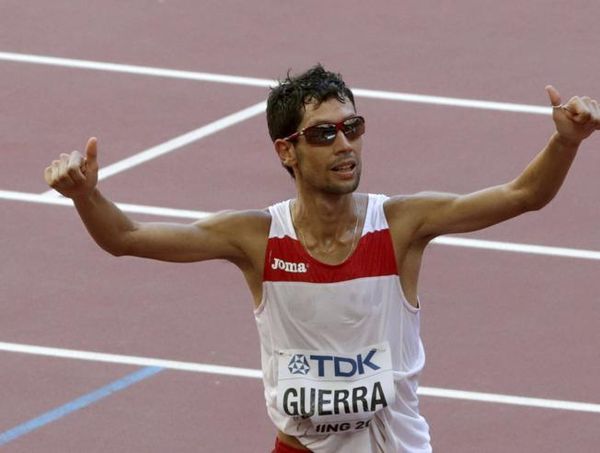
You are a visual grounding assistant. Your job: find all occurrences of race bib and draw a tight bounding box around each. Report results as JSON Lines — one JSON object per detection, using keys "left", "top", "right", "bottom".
{"left": 276, "top": 342, "right": 395, "bottom": 434}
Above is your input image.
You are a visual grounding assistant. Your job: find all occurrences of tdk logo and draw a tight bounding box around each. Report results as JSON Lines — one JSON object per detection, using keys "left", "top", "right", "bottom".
{"left": 288, "top": 354, "right": 310, "bottom": 375}
{"left": 308, "top": 350, "right": 380, "bottom": 378}
{"left": 271, "top": 258, "right": 308, "bottom": 273}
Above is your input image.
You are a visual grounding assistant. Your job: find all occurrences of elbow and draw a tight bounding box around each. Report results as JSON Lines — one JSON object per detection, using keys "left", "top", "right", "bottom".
{"left": 98, "top": 227, "right": 138, "bottom": 257}
{"left": 97, "top": 234, "right": 134, "bottom": 257}
{"left": 519, "top": 188, "right": 553, "bottom": 212}
{"left": 527, "top": 198, "right": 551, "bottom": 212}
{"left": 99, "top": 242, "right": 128, "bottom": 257}
{"left": 108, "top": 247, "right": 127, "bottom": 257}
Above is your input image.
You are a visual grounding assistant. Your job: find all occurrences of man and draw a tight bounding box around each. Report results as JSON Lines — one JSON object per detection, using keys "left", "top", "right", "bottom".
{"left": 45, "top": 65, "right": 599, "bottom": 452}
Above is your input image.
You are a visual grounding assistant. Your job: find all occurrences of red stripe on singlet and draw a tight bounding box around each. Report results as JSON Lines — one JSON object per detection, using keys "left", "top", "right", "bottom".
{"left": 263, "top": 229, "right": 398, "bottom": 283}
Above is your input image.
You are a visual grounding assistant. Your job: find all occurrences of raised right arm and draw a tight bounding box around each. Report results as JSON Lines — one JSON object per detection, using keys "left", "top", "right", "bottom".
{"left": 44, "top": 138, "right": 267, "bottom": 265}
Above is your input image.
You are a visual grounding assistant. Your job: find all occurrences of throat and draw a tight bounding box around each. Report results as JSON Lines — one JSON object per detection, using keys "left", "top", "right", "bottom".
{"left": 292, "top": 196, "right": 363, "bottom": 265}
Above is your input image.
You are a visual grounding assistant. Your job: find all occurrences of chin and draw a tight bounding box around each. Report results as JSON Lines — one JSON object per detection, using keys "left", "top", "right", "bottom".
{"left": 324, "top": 175, "right": 361, "bottom": 195}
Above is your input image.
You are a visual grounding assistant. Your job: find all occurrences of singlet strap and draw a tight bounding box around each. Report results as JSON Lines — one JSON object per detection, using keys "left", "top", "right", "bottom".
{"left": 363, "top": 194, "right": 390, "bottom": 235}
{"left": 268, "top": 200, "right": 295, "bottom": 239}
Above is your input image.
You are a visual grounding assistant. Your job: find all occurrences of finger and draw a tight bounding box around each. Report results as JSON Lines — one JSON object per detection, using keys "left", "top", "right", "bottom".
{"left": 67, "top": 151, "right": 85, "bottom": 183}
{"left": 50, "top": 163, "right": 60, "bottom": 186}
{"left": 565, "top": 97, "right": 592, "bottom": 124}
{"left": 43, "top": 165, "right": 54, "bottom": 185}
{"left": 58, "top": 153, "right": 70, "bottom": 176}
{"left": 545, "top": 85, "right": 562, "bottom": 107}
{"left": 581, "top": 97, "right": 599, "bottom": 127}
{"left": 580, "top": 96, "right": 593, "bottom": 112}
{"left": 57, "top": 153, "right": 75, "bottom": 187}
{"left": 591, "top": 99, "right": 600, "bottom": 129}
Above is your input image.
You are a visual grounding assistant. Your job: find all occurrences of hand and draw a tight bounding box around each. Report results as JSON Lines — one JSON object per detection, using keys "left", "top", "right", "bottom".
{"left": 546, "top": 86, "right": 600, "bottom": 147}
{"left": 44, "top": 137, "right": 99, "bottom": 199}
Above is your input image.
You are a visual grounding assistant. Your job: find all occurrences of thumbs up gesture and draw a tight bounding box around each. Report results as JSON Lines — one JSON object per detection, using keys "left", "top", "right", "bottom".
{"left": 546, "top": 86, "right": 600, "bottom": 146}
{"left": 44, "top": 137, "right": 99, "bottom": 199}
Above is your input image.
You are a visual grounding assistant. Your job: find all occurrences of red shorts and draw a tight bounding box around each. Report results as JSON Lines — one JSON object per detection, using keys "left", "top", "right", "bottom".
{"left": 272, "top": 437, "right": 310, "bottom": 453}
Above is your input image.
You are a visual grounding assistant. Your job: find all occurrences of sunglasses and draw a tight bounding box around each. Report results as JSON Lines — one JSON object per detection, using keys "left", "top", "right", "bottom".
{"left": 283, "top": 116, "right": 365, "bottom": 146}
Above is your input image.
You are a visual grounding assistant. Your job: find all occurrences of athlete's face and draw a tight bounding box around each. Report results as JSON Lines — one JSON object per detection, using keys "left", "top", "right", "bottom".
{"left": 285, "top": 98, "right": 363, "bottom": 195}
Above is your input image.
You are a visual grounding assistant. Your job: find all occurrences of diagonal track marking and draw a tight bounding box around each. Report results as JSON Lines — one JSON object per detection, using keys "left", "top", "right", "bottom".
{"left": 40, "top": 100, "right": 267, "bottom": 196}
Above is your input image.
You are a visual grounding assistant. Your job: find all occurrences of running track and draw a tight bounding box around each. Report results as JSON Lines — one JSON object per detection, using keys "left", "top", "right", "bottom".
{"left": 1, "top": 1, "right": 599, "bottom": 452}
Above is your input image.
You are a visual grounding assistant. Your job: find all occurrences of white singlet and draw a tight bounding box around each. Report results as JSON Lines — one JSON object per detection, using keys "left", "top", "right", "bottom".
{"left": 254, "top": 194, "right": 432, "bottom": 453}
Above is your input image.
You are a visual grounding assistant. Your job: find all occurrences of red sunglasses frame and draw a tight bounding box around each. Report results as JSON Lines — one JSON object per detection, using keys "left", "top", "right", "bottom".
{"left": 282, "top": 116, "right": 365, "bottom": 146}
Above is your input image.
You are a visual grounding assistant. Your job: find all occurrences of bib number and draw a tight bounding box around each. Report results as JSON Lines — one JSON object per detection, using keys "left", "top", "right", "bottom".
{"left": 276, "top": 342, "right": 395, "bottom": 434}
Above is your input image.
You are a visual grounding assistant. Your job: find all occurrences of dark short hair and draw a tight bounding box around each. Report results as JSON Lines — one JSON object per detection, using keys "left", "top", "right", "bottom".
{"left": 267, "top": 64, "right": 356, "bottom": 176}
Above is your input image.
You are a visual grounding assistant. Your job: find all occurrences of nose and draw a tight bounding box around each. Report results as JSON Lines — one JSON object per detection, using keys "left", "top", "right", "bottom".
{"left": 332, "top": 130, "right": 355, "bottom": 154}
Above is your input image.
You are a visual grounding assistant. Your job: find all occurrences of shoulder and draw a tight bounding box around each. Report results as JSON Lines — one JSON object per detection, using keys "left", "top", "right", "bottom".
{"left": 383, "top": 192, "right": 456, "bottom": 217}
{"left": 190, "top": 208, "right": 272, "bottom": 269}
{"left": 383, "top": 192, "right": 456, "bottom": 242}
{"left": 239, "top": 208, "right": 272, "bottom": 234}
{"left": 197, "top": 208, "right": 271, "bottom": 237}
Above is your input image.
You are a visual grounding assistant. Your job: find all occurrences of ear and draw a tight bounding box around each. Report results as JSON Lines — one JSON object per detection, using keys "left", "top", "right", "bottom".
{"left": 274, "top": 138, "right": 297, "bottom": 170}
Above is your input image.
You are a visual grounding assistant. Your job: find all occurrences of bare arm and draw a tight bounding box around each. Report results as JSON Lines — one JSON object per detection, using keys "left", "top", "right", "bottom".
{"left": 73, "top": 189, "right": 260, "bottom": 263}
{"left": 44, "top": 138, "right": 266, "bottom": 266}
{"left": 386, "top": 86, "right": 600, "bottom": 240}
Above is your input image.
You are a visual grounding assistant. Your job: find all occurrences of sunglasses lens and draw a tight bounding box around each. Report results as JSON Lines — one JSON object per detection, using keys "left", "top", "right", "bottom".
{"left": 342, "top": 117, "right": 365, "bottom": 139}
{"left": 301, "top": 116, "right": 365, "bottom": 146}
{"left": 305, "top": 125, "right": 337, "bottom": 145}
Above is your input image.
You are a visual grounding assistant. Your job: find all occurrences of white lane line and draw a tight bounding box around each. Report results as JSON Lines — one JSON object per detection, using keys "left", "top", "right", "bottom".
{"left": 416, "top": 387, "right": 600, "bottom": 413}
{"left": 0, "top": 342, "right": 260, "bottom": 379}
{"left": 352, "top": 88, "right": 551, "bottom": 114}
{"left": 0, "top": 189, "right": 211, "bottom": 220}
{"left": 40, "top": 100, "right": 267, "bottom": 197}
{"left": 2, "top": 189, "right": 600, "bottom": 261}
{"left": 0, "top": 51, "right": 274, "bottom": 88}
{"left": 0, "top": 51, "right": 552, "bottom": 115}
{"left": 432, "top": 236, "right": 600, "bottom": 261}
{"left": 0, "top": 341, "right": 598, "bottom": 413}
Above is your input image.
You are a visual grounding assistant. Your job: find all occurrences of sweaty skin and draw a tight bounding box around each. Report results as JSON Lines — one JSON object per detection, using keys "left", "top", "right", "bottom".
{"left": 45, "top": 85, "right": 600, "bottom": 452}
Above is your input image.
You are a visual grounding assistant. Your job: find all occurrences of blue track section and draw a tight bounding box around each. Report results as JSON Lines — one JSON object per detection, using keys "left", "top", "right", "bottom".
{"left": 0, "top": 366, "right": 163, "bottom": 446}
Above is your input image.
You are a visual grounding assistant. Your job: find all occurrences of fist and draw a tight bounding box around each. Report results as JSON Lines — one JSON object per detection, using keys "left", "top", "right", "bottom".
{"left": 44, "top": 137, "right": 99, "bottom": 199}
{"left": 546, "top": 86, "right": 600, "bottom": 146}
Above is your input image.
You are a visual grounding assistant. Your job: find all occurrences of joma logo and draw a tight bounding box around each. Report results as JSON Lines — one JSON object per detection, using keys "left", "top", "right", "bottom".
{"left": 271, "top": 258, "right": 308, "bottom": 273}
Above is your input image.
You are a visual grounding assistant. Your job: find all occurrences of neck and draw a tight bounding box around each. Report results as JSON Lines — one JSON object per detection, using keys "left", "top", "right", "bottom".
{"left": 293, "top": 192, "right": 356, "bottom": 240}
{"left": 291, "top": 191, "right": 363, "bottom": 264}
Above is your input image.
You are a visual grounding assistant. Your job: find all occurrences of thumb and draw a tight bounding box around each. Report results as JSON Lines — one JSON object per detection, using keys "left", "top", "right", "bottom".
{"left": 85, "top": 137, "right": 98, "bottom": 165}
{"left": 545, "top": 85, "right": 562, "bottom": 107}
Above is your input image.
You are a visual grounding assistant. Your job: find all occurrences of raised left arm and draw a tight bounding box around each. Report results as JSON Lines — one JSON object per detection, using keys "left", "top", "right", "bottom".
{"left": 389, "top": 86, "right": 600, "bottom": 240}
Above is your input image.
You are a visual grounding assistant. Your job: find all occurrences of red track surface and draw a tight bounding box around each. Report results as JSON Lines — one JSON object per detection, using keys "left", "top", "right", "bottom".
{"left": 1, "top": 1, "right": 599, "bottom": 452}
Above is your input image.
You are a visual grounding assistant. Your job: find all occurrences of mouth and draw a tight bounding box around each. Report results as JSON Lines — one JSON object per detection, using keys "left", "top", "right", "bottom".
{"left": 330, "top": 160, "right": 357, "bottom": 177}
